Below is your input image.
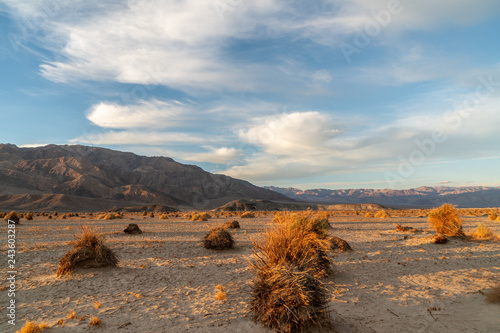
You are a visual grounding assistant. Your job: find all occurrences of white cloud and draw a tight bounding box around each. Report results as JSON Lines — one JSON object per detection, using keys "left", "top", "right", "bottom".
{"left": 70, "top": 130, "right": 211, "bottom": 145}
{"left": 225, "top": 93, "right": 500, "bottom": 181}
{"left": 86, "top": 99, "right": 191, "bottom": 129}
{"left": 239, "top": 112, "right": 340, "bottom": 155}
{"left": 183, "top": 147, "right": 243, "bottom": 164}
{"left": 6, "top": 0, "right": 498, "bottom": 93}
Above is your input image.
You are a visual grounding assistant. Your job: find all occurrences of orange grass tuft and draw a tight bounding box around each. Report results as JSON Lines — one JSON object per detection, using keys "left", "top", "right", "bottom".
{"left": 428, "top": 203, "right": 464, "bottom": 236}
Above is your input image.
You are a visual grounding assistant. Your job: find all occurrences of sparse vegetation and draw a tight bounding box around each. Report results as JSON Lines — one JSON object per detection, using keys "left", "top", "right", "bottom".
{"left": 253, "top": 216, "right": 332, "bottom": 279}
{"left": 191, "top": 212, "right": 211, "bottom": 221}
{"left": 215, "top": 285, "right": 227, "bottom": 301}
{"left": 159, "top": 214, "right": 168, "bottom": 220}
{"left": 98, "top": 213, "right": 121, "bottom": 220}
{"left": 88, "top": 315, "right": 101, "bottom": 327}
{"left": 374, "top": 210, "right": 391, "bottom": 218}
{"left": 222, "top": 220, "right": 240, "bottom": 229}
{"left": 203, "top": 228, "right": 234, "bottom": 250}
{"left": 488, "top": 213, "right": 498, "bottom": 221}
{"left": 241, "top": 212, "right": 255, "bottom": 218}
{"left": 250, "top": 263, "right": 330, "bottom": 333}
{"left": 68, "top": 310, "right": 77, "bottom": 319}
{"left": 428, "top": 203, "right": 464, "bottom": 236}
{"left": 330, "top": 235, "right": 352, "bottom": 251}
{"left": 365, "top": 212, "right": 374, "bottom": 218}
{"left": 16, "top": 321, "right": 48, "bottom": 333}
{"left": 4, "top": 211, "right": 20, "bottom": 223}
{"left": 273, "top": 212, "right": 331, "bottom": 239}
{"left": 124, "top": 223, "right": 142, "bottom": 234}
{"left": 57, "top": 226, "right": 118, "bottom": 276}
{"left": 25, "top": 212, "right": 33, "bottom": 220}
{"left": 472, "top": 223, "right": 494, "bottom": 240}
{"left": 432, "top": 234, "right": 448, "bottom": 244}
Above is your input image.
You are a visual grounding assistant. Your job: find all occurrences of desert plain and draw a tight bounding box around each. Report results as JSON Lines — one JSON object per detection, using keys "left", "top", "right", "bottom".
{"left": 1, "top": 210, "right": 499, "bottom": 333}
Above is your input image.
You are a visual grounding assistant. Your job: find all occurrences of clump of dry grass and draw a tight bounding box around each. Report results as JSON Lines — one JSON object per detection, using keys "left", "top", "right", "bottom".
{"left": 241, "top": 212, "right": 255, "bottom": 218}
{"left": 273, "top": 212, "right": 331, "bottom": 239}
{"left": 203, "top": 228, "right": 234, "bottom": 250}
{"left": 485, "top": 285, "right": 500, "bottom": 304}
{"left": 374, "top": 210, "right": 390, "bottom": 218}
{"left": 98, "top": 213, "right": 122, "bottom": 220}
{"left": 365, "top": 212, "right": 374, "bottom": 218}
{"left": 330, "top": 236, "right": 352, "bottom": 251}
{"left": 68, "top": 310, "right": 77, "bottom": 319}
{"left": 4, "top": 211, "right": 20, "bottom": 223}
{"left": 191, "top": 212, "right": 211, "bottom": 221}
{"left": 25, "top": 212, "right": 33, "bottom": 220}
{"left": 250, "top": 263, "right": 330, "bottom": 333}
{"left": 250, "top": 212, "right": 333, "bottom": 332}
{"left": 215, "top": 285, "right": 227, "bottom": 300}
{"left": 159, "top": 214, "right": 168, "bottom": 220}
{"left": 252, "top": 222, "right": 332, "bottom": 279}
{"left": 472, "top": 223, "right": 495, "bottom": 240}
{"left": 88, "top": 315, "right": 101, "bottom": 327}
{"left": 222, "top": 220, "right": 240, "bottom": 229}
{"left": 432, "top": 234, "right": 448, "bottom": 244}
{"left": 428, "top": 203, "right": 464, "bottom": 236}
{"left": 123, "top": 223, "right": 142, "bottom": 234}
{"left": 489, "top": 213, "right": 498, "bottom": 221}
{"left": 57, "top": 226, "right": 118, "bottom": 276}
{"left": 16, "top": 321, "right": 48, "bottom": 333}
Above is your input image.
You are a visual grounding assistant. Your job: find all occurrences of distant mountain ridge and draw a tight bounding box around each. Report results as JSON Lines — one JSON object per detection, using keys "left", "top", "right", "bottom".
{"left": 264, "top": 185, "right": 500, "bottom": 208}
{"left": 0, "top": 144, "right": 290, "bottom": 211}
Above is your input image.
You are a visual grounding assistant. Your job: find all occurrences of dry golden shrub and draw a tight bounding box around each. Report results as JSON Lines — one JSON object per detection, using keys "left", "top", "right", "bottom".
{"left": 16, "top": 321, "right": 46, "bottom": 333}
{"left": 250, "top": 263, "right": 330, "bottom": 333}
{"left": 215, "top": 285, "right": 227, "bottom": 300}
{"left": 241, "top": 212, "right": 255, "bottom": 218}
{"left": 374, "top": 210, "right": 390, "bottom": 218}
{"left": 428, "top": 203, "right": 464, "bottom": 236}
{"left": 272, "top": 212, "right": 330, "bottom": 238}
{"left": 88, "top": 315, "right": 101, "bottom": 327}
{"left": 203, "top": 228, "right": 234, "bottom": 250}
{"left": 4, "top": 211, "right": 20, "bottom": 223}
{"left": 472, "top": 223, "right": 494, "bottom": 240}
{"left": 251, "top": 222, "right": 332, "bottom": 279}
{"left": 57, "top": 226, "right": 118, "bottom": 276}
{"left": 191, "top": 212, "right": 211, "bottom": 221}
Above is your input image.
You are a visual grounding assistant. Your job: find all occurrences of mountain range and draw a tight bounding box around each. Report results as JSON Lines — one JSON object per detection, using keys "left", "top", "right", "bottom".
{"left": 265, "top": 186, "right": 500, "bottom": 208}
{"left": 0, "top": 144, "right": 289, "bottom": 211}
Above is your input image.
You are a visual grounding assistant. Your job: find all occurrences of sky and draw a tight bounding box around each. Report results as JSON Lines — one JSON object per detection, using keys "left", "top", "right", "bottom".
{"left": 1, "top": 0, "right": 500, "bottom": 190}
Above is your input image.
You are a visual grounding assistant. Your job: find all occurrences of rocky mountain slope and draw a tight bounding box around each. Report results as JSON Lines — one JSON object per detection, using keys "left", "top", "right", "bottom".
{"left": 265, "top": 186, "right": 500, "bottom": 208}
{"left": 0, "top": 144, "right": 290, "bottom": 211}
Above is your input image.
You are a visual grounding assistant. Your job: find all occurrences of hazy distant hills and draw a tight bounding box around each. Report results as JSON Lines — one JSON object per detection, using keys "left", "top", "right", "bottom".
{"left": 265, "top": 186, "right": 500, "bottom": 208}
{"left": 0, "top": 144, "right": 290, "bottom": 211}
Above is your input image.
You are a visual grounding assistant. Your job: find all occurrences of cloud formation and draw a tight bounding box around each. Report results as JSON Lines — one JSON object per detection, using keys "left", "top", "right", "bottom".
{"left": 86, "top": 100, "right": 191, "bottom": 129}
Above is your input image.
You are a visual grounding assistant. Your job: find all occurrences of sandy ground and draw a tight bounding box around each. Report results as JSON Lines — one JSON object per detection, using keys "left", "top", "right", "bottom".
{"left": 1, "top": 213, "right": 499, "bottom": 333}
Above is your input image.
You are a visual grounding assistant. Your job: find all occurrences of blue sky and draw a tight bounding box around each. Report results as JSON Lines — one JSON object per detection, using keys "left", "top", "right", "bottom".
{"left": 1, "top": 0, "right": 500, "bottom": 190}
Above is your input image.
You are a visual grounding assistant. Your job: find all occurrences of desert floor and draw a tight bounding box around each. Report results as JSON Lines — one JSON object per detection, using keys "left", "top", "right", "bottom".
{"left": 1, "top": 213, "right": 499, "bottom": 333}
